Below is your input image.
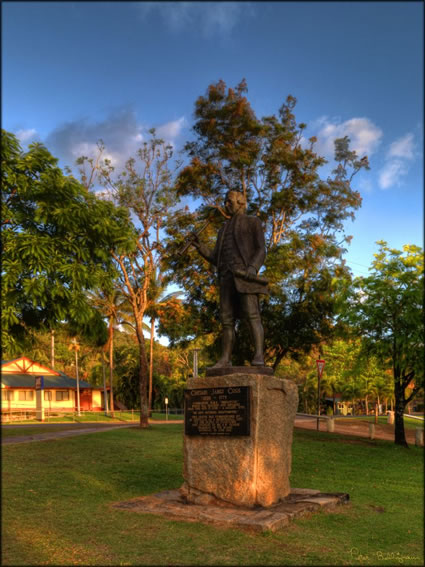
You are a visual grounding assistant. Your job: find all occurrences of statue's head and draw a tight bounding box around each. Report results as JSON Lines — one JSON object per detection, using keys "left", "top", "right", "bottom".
{"left": 224, "top": 191, "right": 247, "bottom": 216}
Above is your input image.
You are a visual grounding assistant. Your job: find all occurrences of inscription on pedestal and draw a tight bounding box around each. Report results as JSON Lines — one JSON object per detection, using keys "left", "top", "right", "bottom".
{"left": 184, "top": 386, "right": 250, "bottom": 436}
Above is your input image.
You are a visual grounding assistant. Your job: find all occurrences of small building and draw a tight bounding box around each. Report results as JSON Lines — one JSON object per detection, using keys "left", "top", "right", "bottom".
{"left": 1, "top": 357, "right": 106, "bottom": 416}
{"left": 323, "top": 394, "right": 353, "bottom": 416}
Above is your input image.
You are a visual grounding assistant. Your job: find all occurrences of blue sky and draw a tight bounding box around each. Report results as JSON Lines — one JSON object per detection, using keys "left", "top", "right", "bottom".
{"left": 3, "top": 1, "right": 424, "bottom": 278}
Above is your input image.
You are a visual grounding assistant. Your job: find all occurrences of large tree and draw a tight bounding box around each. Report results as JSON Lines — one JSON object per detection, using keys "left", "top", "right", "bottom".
{"left": 164, "top": 80, "right": 368, "bottom": 369}
{"left": 76, "top": 131, "right": 178, "bottom": 427}
{"left": 1, "top": 130, "right": 133, "bottom": 355}
{"left": 342, "top": 241, "right": 424, "bottom": 446}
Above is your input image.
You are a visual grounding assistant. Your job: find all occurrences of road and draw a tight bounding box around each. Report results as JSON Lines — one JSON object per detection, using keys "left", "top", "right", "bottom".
{"left": 294, "top": 414, "right": 419, "bottom": 443}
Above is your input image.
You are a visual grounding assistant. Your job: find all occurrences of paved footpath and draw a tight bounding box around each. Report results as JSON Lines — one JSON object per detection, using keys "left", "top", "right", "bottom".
{"left": 1, "top": 420, "right": 182, "bottom": 445}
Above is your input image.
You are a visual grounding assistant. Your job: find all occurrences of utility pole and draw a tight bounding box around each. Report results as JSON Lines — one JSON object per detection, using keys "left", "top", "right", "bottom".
{"left": 69, "top": 338, "right": 81, "bottom": 416}
{"left": 51, "top": 329, "right": 55, "bottom": 369}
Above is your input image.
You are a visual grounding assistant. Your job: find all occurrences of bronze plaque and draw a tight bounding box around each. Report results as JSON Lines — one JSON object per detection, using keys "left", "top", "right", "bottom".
{"left": 184, "top": 386, "right": 250, "bottom": 436}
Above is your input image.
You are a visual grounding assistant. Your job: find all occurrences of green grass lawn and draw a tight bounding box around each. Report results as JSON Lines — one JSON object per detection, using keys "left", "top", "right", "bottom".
{"left": 2, "top": 425, "right": 423, "bottom": 566}
{"left": 3, "top": 411, "right": 138, "bottom": 424}
{"left": 151, "top": 411, "right": 184, "bottom": 420}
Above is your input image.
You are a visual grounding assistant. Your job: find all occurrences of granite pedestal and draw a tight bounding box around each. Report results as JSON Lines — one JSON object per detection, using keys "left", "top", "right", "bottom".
{"left": 180, "top": 370, "right": 299, "bottom": 508}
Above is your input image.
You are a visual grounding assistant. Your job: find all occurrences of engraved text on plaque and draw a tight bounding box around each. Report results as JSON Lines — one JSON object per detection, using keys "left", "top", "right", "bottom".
{"left": 184, "top": 386, "right": 250, "bottom": 436}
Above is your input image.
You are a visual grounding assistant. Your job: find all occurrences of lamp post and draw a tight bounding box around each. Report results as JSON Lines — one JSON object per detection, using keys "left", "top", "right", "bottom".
{"left": 69, "top": 338, "right": 81, "bottom": 416}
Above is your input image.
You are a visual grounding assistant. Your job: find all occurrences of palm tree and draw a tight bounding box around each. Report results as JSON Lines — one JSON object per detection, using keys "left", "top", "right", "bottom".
{"left": 322, "top": 339, "right": 357, "bottom": 414}
{"left": 377, "top": 371, "right": 394, "bottom": 414}
{"left": 360, "top": 375, "right": 377, "bottom": 415}
{"left": 88, "top": 288, "right": 134, "bottom": 415}
{"left": 340, "top": 375, "right": 362, "bottom": 416}
{"left": 145, "top": 268, "right": 182, "bottom": 416}
{"left": 354, "top": 353, "right": 386, "bottom": 415}
{"left": 320, "top": 373, "right": 343, "bottom": 415}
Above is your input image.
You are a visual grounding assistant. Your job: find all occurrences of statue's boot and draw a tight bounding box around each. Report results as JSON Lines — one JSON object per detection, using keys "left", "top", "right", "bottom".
{"left": 212, "top": 326, "right": 234, "bottom": 368}
{"left": 250, "top": 319, "right": 265, "bottom": 366}
{"left": 211, "top": 359, "right": 232, "bottom": 368}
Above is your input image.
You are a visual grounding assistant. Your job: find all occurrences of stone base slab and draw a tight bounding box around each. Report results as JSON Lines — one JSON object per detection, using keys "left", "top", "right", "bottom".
{"left": 112, "top": 488, "right": 349, "bottom": 533}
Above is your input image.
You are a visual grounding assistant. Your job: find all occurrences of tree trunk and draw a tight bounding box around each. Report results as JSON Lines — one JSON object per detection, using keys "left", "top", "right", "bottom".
{"left": 394, "top": 380, "right": 408, "bottom": 447}
{"left": 136, "top": 322, "right": 149, "bottom": 428}
{"left": 365, "top": 395, "right": 369, "bottom": 415}
{"left": 148, "top": 317, "right": 154, "bottom": 418}
{"left": 102, "top": 350, "right": 109, "bottom": 415}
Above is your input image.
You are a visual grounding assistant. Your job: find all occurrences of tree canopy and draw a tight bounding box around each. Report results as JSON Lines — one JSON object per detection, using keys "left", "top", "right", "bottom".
{"left": 163, "top": 79, "right": 368, "bottom": 368}
{"left": 341, "top": 241, "right": 424, "bottom": 445}
{"left": 1, "top": 130, "right": 135, "bottom": 354}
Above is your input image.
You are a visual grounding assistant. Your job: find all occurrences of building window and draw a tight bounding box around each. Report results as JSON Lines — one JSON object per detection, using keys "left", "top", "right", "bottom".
{"left": 18, "top": 391, "right": 34, "bottom": 401}
{"left": 44, "top": 391, "right": 52, "bottom": 401}
{"left": 56, "top": 391, "right": 69, "bottom": 401}
{"left": 2, "top": 390, "right": 14, "bottom": 401}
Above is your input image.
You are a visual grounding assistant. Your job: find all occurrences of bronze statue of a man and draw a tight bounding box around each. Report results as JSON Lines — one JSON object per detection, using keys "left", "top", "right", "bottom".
{"left": 191, "top": 191, "right": 268, "bottom": 368}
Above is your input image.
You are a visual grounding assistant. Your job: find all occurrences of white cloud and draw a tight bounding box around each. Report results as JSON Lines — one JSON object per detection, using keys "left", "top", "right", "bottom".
{"left": 156, "top": 117, "right": 187, "bottom": 144}
{"left": 45, "top": 108, "right": 187, "bottom": 171}
{"left": 202, "top": 2, "right": 244, "bottom": 36}
{"left": 377, "top": 131, "right": 418, "bottom": 190}
{"left": 387, "top": 132, "right": 415, "bottom": 160}
{"left": 378, "top": 160, "right": 408, "bottom": 190}
{"left": 312, "top": 116, "right": 383, "bottom": 160}
{"left": 15, "top": 128, "right": 39, "bottom": 144}
{"left": 70, "top": 141, "right": 118, "bottom": 166}
{"left": 138, "top": 2, "right": 253, "bottom": 36}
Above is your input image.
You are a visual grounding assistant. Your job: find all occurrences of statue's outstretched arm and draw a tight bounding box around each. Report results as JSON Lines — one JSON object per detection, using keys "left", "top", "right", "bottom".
{"left": 192, "top": 235, "right": 216, "bottom": 265}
